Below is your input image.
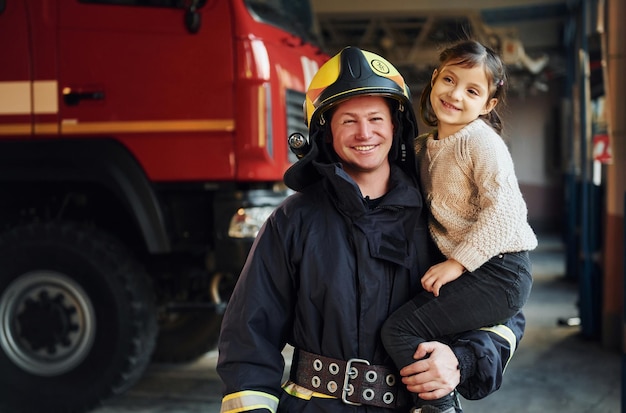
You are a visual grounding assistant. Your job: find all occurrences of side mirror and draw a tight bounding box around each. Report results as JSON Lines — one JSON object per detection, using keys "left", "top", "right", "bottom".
{"left": 185, "top": 9, "right": 200, "bottom": 34}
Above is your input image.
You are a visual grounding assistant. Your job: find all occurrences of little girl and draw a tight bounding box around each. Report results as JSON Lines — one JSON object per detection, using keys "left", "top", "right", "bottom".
{"left": 381, "top": 40, "right": 538, "bottom": 413}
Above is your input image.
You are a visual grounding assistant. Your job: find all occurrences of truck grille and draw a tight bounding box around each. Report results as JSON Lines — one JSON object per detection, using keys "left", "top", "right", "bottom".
{"left": 285, "top": 89, "right": 308, "bottom": 164}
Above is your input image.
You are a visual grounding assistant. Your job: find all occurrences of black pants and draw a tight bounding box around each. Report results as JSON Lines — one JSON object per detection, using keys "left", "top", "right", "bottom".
{"left": 381, "top": 251, "right": 533, "bottom": 376}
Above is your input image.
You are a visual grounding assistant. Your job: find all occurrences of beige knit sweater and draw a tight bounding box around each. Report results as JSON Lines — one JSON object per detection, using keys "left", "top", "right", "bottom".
{"left": 415, "top": 119, "right": 538, "bottom": 272}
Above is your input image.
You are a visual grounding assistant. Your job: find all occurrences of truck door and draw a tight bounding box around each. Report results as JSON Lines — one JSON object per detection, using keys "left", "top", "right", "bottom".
{"left": 57, "top": 0, "right": 237, "bottom": 181}
{"left": 0, "top": 1, "right": 36, "bottom": 136}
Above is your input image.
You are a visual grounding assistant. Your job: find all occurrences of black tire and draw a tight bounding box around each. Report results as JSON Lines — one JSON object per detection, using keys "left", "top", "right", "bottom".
{"left": 0, "top": 222, "right": 157, "bottom": 413}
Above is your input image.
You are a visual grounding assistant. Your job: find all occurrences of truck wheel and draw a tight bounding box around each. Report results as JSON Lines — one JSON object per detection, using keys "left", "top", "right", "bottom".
{"left": 0, "top": 222, "right": 157, "bottom": 413}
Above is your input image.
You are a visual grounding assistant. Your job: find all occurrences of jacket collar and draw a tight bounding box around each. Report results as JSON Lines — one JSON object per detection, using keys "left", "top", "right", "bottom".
{"left": 313, "top": 161, "right": 422, "bottom": 218}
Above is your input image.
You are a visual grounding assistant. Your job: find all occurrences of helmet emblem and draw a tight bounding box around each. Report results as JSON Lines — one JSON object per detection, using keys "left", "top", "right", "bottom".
{"left": 370, "top": 59, "right": 390, "bottom": 75}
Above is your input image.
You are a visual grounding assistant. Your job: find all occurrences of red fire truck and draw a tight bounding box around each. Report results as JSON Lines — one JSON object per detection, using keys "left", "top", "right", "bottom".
{"left": 0, "top": 0, "right": 327, "bottom": 411}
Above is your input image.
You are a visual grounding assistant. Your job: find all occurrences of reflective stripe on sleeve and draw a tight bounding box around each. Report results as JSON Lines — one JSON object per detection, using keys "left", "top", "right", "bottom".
{"left": 282, "top": 381, "right": 335, "bottom": 400}
{"left": 479, "top": 324, "right": 517, "bottom": 369}
{"left": 220, "top": 390, "right": 279, "bottom": 413}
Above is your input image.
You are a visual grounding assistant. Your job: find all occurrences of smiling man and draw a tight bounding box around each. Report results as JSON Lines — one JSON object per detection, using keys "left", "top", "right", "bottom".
{"left": 329, "top": 95, "right": 395, "bottom": 199}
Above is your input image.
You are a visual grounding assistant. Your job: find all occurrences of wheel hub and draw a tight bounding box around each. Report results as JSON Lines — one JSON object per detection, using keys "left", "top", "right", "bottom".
{"left": 17, "top": 290, "right": 78, "bottom": 354}
{"left": 0, "top": 271, "right": 96, "bottom": 376}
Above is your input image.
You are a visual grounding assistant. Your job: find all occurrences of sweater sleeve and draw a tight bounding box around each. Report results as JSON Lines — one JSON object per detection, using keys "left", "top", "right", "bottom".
{"left": 217, "top": 209, "right": 296, "bottom": 413}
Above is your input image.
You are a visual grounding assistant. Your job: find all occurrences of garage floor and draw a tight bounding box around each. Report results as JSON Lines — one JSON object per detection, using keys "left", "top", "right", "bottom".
{"left": 94, "top": 234, "right": 621, "bottom": 413}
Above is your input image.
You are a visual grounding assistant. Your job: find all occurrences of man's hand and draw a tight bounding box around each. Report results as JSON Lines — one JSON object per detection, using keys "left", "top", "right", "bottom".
{"left": 399, "top": 341, "right": 460, "bottom": 400}
{"left": 421, "top": 259, "right": 465, "bottom": 296}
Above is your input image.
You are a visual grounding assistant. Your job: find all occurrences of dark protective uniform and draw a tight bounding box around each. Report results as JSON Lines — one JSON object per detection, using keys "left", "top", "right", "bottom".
{"left": 217, "top": 160, "right": 525, "bottom": 412}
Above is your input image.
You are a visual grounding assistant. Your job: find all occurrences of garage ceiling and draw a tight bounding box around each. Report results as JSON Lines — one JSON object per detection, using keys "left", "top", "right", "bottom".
{"left": 310, "top": 0, "right": 571, "bottom": 96}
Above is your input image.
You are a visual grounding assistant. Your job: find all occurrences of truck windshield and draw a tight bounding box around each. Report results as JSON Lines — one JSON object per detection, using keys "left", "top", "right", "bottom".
{"left": 244, "top": 0, "right": 319, "bottom": 45}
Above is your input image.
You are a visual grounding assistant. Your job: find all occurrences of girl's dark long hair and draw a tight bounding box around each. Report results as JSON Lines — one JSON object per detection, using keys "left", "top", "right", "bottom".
{"left": 419, "top": 40, "right": 507, "bottom": 134}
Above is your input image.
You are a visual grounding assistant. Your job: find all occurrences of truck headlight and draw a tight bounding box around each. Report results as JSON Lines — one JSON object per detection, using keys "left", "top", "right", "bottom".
{"left": 227, "top": 206, "right": 276, "bottom": 239}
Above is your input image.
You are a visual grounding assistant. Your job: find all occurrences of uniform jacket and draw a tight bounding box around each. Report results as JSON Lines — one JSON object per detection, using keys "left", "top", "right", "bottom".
{"left": 217, "top": 161, "right": 525, "bottom": 413}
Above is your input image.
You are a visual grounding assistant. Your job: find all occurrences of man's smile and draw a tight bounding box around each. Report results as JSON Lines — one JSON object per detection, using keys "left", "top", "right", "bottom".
{"left": 353, "top": 144, "right": 378, "bottom": 151}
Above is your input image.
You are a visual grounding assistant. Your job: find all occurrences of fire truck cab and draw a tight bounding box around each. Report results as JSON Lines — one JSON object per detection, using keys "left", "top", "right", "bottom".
{"left": 0, "top": 0, "right": 326, "bottom": 411}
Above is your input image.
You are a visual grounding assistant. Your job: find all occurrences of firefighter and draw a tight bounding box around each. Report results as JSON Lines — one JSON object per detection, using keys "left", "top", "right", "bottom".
{"left": 217, "top": 46, "right": 525, "bottom": 413}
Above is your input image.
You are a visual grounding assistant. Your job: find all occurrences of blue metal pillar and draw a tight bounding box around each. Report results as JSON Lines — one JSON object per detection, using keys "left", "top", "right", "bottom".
{"left": 577, "top": 1, "right": 594, "bottom": 338}
{"left": 563, "top": 2, "right": 580, "bottom": 284}
{"left": 577, "top": 0, "right": 603, "bottom": 339}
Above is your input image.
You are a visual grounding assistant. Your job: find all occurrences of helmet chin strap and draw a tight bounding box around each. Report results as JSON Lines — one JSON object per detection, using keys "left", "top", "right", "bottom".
{"left": 388, "top": 102, "right": 405, "bottom": 163}
{"left": 390, "top": 105, "right": 421, "bottom": 184}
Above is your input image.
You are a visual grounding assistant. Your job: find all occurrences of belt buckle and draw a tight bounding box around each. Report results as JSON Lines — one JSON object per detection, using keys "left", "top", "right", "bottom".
{"left": 341, "top": 357, "right": 370, "bottom": 406}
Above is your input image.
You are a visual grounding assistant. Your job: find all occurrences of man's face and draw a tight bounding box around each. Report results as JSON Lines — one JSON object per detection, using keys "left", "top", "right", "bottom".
{"left": 330, "top": 95, "right": 394, "bottom": 180}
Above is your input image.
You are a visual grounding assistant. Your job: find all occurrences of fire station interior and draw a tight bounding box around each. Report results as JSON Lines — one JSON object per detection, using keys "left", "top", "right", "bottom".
{"left": 1, "top": 1, "right": 620, "bottom": 412}
{"left": 98, "top": 1, "right": 622, "bottom": 412}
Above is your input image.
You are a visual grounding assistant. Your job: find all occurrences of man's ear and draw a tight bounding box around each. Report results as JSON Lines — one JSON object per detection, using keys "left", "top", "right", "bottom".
{"left": 482, "top": 98, "right": 498, "bottom": 115}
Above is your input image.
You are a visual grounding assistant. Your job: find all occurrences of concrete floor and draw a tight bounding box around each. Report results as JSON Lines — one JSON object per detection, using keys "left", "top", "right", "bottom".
{"left": 94, "top": 234, "right": 621, "bottom": 413}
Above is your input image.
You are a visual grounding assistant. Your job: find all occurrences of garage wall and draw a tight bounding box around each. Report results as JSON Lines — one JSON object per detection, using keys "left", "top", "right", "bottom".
{"left": 503, "top": 81, "right": 565, "bottom": 233}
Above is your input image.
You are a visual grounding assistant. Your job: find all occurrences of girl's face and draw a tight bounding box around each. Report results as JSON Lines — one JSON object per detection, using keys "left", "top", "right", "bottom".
{"left": 430, "top": 63, "right": 498, "bottom": 138}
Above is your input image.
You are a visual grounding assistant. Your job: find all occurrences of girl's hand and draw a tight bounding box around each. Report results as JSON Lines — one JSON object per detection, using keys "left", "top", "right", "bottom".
{"left": 421, "top": 259, "right": 465, "bottom": 296}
